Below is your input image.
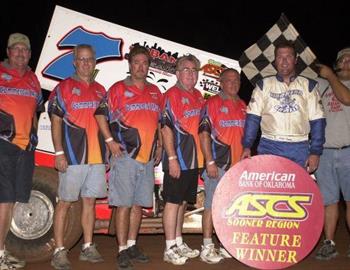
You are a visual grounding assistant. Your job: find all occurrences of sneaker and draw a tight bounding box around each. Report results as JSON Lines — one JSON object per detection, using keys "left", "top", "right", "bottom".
{"left": 51, "top": 249, "right": 71, "bottom": 270}
{"left": 3, "top": 251, "right": 25, "bottom": 268}
{"left": 127, "top": 245, "right": 149, "bottom": 263}
{"left": 177, "top": 242, "right": 200, "bottom": 258}
{"left": 315, "top": 240, "right": 338, "bottom": 260}
{"left": 79, "top": 243, "right": 104, "bottom": 263}
{"left": 347, "top": 245, "right": 350, "bottom": 258}
{"left": 1, "top": 254, "right": 23, "bottom": 270}
{"left": 200, "top": 244, "right": 223, "bottom": 264}
{"left": 219, "top": 247, "right": 232, "bottom": 259}
{"left": 163, "top": 245, "right": 187, "bottom": 265}
{"left": 117, "top": 249, "right": 133, "bottom": 270}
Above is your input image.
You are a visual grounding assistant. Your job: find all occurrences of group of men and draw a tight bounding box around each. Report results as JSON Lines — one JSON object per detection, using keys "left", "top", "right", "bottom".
{"left": 0, "top": 32, "right": 350, "bottom": 270}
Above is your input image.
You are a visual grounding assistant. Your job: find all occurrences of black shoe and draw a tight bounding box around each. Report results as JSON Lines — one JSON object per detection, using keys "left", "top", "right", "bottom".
{"left": 315, "top": 240, "right": 338, "bottom": 260}
{"left": 127, "top": 245, "right": 149, "bottom": 263}
{"left": 117, "top": 250, "right": 133, "bottom": 270}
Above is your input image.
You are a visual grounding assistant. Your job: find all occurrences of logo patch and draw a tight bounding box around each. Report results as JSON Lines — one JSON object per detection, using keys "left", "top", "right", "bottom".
{"left": 182, "top": 97, "right": 189, "bottom": 105}
{"left": 150, "top": 92, "right": 159, "bottom": 99}
{"left": 220, "top": 106, "right": 228, "bottom": 114}
{"left": 270, "top": 90, "right": 302, "bottom": 113}
{"left": 1, "top": 73, "right": 12, "bottom": 81}
{"left": 125, "top": 90, "right": 134, "bottom": 98}
{"left": 72, "top": 87, "right": 81, "bottom": 96}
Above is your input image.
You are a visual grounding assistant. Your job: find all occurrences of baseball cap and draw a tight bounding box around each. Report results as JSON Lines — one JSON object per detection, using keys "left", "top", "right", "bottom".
{"left": 7, "top": 33, "right": 31, "bottom": 49}
{"left": 336, "top": 47, "right": 350, "bottom": 61}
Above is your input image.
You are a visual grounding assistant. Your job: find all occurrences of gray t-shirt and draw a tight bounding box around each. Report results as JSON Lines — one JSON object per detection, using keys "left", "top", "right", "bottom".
{"left": 317, "top": 78, "right": 350, "bottom": 148}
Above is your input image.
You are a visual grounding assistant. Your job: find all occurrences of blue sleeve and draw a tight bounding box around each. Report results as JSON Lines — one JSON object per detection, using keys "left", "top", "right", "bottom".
{"left": 242, "top": 113, "right": 261, "bottom": 148}
{"left": 50, "top": 86, "right": 66, "bottom": 118}
{"left": 309, "top": 118, "right": 326, "bottom": 155}
{"left": 94, "top": 95, "right": 109, "bottom": 118}
{"left": 198, "top": 104, "right": 211, "bottom": 134}
{"left": 161, "top": 98, "right": 175, "bottom": 129}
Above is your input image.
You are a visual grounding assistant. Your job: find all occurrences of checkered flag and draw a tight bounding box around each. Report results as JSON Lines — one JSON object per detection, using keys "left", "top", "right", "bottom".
{"left": 239, "top": 13, "right": 319, "bottom": 86}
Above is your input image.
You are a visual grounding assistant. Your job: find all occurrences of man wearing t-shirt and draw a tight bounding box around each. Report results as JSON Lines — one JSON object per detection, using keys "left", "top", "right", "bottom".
{"left": 0, "top": 33, "right": 44, "bottom": 269}
{"left": 95, "top": 45, "right": 163, "bottom": 270}
{"left": 199, "top": 68, "right": 246, "bottom": 263}
{"left": 315, "top": 48, "right": 350, "bottom": 260}
{"left": 161, "top": 54, "right": 205, "bottom": 265}
{"left": 50, "top": 44, "right": 107, "bottom": 269}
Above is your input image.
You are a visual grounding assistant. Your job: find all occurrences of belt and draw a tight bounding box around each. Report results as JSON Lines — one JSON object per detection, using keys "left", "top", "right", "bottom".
{"left": 325, "top": 145, "right": 350, "bottom": 150}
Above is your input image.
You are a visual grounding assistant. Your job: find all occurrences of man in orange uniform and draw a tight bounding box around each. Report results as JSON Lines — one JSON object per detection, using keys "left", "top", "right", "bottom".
{"left": 199, "top": 68, "right": 246, "bottom": 263}
{"left": 50, "top": 44, "right": 107, "bottom": 270}
{"left": 161, "top": 54, "right": 205, "bottom": 265}
{"left": 0, "top": 33, "right": 44, "bottom": 269}
{"left": 95, "top": 45, "right": 163, "bottom": 270}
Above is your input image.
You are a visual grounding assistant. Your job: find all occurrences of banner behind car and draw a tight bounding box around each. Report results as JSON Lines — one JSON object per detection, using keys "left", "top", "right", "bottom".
{"left": 35, "top": 5, "right": 239, "bottom": 160}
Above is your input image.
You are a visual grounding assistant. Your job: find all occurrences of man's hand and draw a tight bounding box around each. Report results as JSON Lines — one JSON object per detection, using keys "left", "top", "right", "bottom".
{"left": 241, "top": 148, "right": 251, "bottom": 160}
{"left": 169, "top": 159, "right": 181, "bottom": 179}
{"left": 107, "top": 140, "right": 124, "bottom": 157}
{"left": 306, "top": 154, "right": 320, "bottom": 173}
{"left": 154, "top": 145, "right": 162, "bottom": 166}
{"left": 55, "top": 154, "right": 68, "bottom": 172}
{"left": 316, "top": 63, "right": 336, "bottom": 80}
{"left": 206, "top": 162, "right": 218, "bottom": 179}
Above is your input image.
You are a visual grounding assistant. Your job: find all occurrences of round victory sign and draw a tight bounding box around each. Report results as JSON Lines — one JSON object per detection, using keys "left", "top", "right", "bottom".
{"left": 212, "top": 155, "right": 324, "bottom": 269}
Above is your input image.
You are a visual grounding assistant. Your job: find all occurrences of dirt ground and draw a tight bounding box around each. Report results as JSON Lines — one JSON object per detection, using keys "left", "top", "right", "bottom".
{"left": 24, "top": 217, "right": 350, "bottom": 270}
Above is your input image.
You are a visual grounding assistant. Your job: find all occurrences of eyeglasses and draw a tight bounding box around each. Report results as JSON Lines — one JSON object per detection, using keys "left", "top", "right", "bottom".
{"left": 9, "top": 46, "right": 30, "bottom": 53}
{"left": 179, "top": 67, "right": 199, "bottom": 74}
{"left": 75, "top": 57, "right": 95, "bottom": 63}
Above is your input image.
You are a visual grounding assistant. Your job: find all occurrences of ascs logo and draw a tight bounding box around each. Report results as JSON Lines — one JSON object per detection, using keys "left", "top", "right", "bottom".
{"left": 225, "top": 193, "right": 312, "bottom": 220}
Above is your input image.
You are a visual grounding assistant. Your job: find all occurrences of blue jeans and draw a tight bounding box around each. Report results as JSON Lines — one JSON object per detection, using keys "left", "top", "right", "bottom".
{"left": 109, "top": 155, "right": 154, "bottom": 207}
{"left": 202, "top": 167, "right": 226, "bottom": 209}
{"left": 315, "top": 147, "right": 350, "bottom": 206}
{"left": 58, "top": 164, "right": 107, "bottom": 202}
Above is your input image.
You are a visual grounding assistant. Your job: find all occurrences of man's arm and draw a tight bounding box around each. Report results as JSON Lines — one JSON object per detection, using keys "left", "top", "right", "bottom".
{"left": 95, "top": 114, "right": 123, "bottom": 157}
{"left": 199, "top": 131, "right": 218, "bottom": 178}
{"left": 154, "top": 123, "right": 163, "bottom": 166}
{"left": 318, "top": 64, "right": 350, "bottom": 105}
{"left": 32, "top": 114, "right": 38, "bottom": 131}
{"left": 307, "top": 77, "right": 326, "bottom": 173}
{"left": 241, "top": 114, "right": 261, "bottom": 159}
{"left": 307, "top": 118, "right": 326, "bottom": 173}
{"left": 161, "top": 125, "right": 180, "bottom": 179}
{"left": 241, "top": 82, "right": 264, "bottom": 159}
{"left": 51, "top": 114, "right": 67, "bottom": 172}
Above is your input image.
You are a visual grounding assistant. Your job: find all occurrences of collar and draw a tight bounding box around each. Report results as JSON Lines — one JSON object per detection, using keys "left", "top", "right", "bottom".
{"left": 1, "top": 59, "right": 30, "bottom": 73}
{"left": 124, "top": 76, "right": 149, "bottom": 87}
{"left": 71, "top": 73, "right": 94, "bottom": 84}
{"left": 175, "top": 81, "right": 195, "bottom": 92}
{"left": 218, "top": 91, "right": 240, "bottom": 101}
{"left": 276, "top": 73, "right": 297, "bottom": 83}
